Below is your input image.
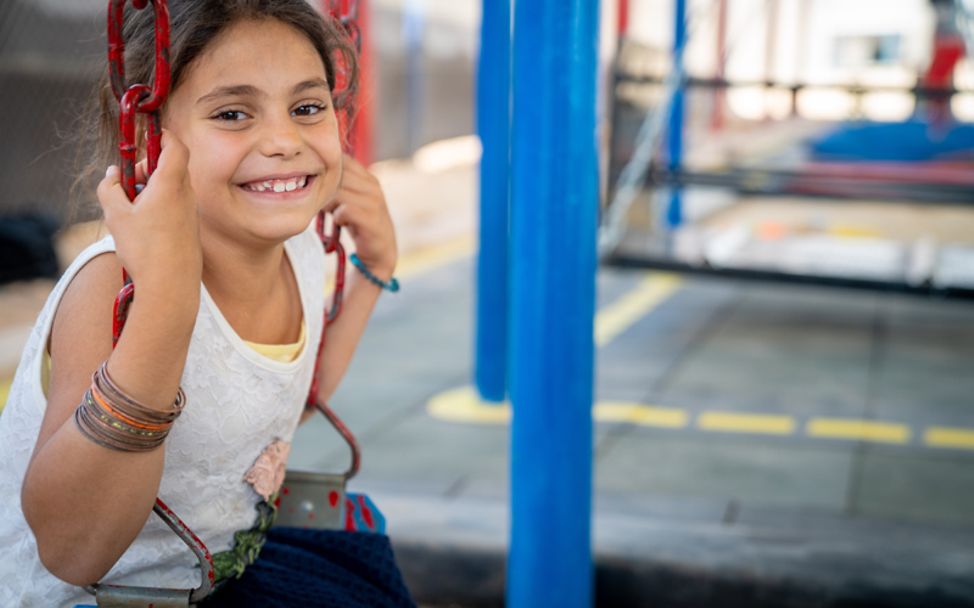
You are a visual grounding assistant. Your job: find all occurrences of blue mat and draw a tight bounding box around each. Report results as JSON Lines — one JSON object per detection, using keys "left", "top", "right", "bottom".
{"left": 809, "top": 120, "right": 974, "bottom": 163}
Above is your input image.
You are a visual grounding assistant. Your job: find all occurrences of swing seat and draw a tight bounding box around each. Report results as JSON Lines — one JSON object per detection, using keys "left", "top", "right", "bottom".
{"left": 276, "top": 470, "right": 385, "bottom": 534}
{"left": 77, "top": 586, "right": 190, "bottom": 608}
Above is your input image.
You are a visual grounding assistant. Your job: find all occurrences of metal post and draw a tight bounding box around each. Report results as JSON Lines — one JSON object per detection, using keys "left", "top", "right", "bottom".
{"left": 475, "top": 0, "right": 511, "bottom": 403}
{"left": 508, "top": 0, "right": 598, "bottom": 606}
{"left": 764, "top": 0, "right": 779, "bottom": 120}
{"left": 711, "top": 0, "right": 728, "bottom": 131}
{"left": 403, "top": 0, "right": 425, "bottom": 153}
{"left": 793, "top": 0, "right": 810, "bottom": 117}
{"left": 666, "top": 0, "right": 687, "bottom": 228}
{"left": 351, "top": 0, "right": 373, "bottom": 164}
{"left": 617, "top": 0, "right": 629, "bottom": 38}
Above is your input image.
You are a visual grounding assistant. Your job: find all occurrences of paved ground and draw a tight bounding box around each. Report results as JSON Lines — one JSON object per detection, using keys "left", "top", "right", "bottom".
{"left": 2, "top": 140, "right": 973, "bottom": 605}
{"left": 290, "top": 253, "right": 974, "bottom": 606}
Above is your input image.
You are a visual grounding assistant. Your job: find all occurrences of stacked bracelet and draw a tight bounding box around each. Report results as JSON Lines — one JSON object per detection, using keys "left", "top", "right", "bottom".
{"left": 74, "top": 362, "right": 185, "bottom": 452}
{"left": 350, "top": 253, "right": 400, "bottom": 293}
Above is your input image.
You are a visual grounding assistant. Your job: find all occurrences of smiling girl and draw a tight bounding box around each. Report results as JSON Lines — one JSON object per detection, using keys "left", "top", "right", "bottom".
{"left": 0, "top": 1, "right": 409, "bottom": 606}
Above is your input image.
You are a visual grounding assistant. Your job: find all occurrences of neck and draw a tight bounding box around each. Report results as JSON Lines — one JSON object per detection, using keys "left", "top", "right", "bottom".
{"left": 199, "top": 226, "right": 302, "bottom": 344}
{"left": 201, "top": 230, "right": 284, "bottom": 304}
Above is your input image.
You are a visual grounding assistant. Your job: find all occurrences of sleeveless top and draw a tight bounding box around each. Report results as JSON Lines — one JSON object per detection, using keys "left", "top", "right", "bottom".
{"left": 0, "top": 225, "right": 325, "bottom": 607}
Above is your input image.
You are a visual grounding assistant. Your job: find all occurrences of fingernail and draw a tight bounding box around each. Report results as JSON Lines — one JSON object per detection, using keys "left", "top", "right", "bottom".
{"left": 105, "top": 165, "right": 118, "bottom": 178}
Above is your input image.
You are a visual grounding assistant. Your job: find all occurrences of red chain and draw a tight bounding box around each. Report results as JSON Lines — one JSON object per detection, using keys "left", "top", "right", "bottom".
{"left": 107, "top": 0, "right": 170, "bottom": 201}
{"left": 107, "top": 0, "right": 171, "bottom": 345}
{"left": 307, "top": 0, "right": 360, "bottom": 406}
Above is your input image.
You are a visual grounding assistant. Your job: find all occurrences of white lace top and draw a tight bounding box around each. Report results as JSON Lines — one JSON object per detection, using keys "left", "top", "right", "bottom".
{"left": 0, "top": 225, "right": 324, "bottom": 607}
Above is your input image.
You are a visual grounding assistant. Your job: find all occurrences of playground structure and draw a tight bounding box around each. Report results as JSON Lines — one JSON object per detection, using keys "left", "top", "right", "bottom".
{"left": 602, "top": 0, "right": 974, "bottom": 297}
{"left": 473, "top": 1, "right": 974, "bottom": 605}
{"left": 1, "top": 0, "right": 973, "bottom": 606}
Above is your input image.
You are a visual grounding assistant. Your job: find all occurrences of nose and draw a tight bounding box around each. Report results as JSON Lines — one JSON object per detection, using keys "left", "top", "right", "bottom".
{"left": 257, "top": 113, "right": 302, "bottom": 159}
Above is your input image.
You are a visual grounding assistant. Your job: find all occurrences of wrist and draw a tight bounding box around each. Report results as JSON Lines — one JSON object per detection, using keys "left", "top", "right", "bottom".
{"left": 354, "top": 253, "right": 396, "bottom": 279}
{"left": 349, "top": 253, "right": 399, "bottom": 293}
{"left": 131, "top": 278, "right": 200, "bottom": 319}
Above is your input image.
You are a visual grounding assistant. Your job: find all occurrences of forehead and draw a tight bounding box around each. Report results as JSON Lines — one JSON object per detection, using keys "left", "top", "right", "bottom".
{"left": 180, "top": 18, "right": 327, "bottom": 95}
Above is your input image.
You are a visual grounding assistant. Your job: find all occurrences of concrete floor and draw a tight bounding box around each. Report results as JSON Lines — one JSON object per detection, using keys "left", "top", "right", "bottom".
{"left": 295, "top": 257, "right": 974, "bottom": 525}
{"left": 290, "top": 252, "right": 974, "bottom": 606}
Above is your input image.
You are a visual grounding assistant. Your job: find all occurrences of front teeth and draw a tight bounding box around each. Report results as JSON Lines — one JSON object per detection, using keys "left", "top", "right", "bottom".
{"left": 246, "top": 176, "right": 308, "bottom": 193}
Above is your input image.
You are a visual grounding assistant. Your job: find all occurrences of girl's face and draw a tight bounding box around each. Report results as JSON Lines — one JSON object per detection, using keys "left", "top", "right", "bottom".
{"left": 162, "top": 17, "right": 343, "bottom": 248}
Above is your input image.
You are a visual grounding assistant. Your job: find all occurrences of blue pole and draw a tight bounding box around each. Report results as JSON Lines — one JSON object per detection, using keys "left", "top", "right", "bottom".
{"left": 666, "top": 0, "right": 687, "bottom": 228}
{"left": 475, "top": 0, "right": 511, "bottom": 403}
{"left": 403, "top": 0, "right": 425, "bottom": 153}
{"left": 508, "top": 0, "right": 598, "bottom": 606}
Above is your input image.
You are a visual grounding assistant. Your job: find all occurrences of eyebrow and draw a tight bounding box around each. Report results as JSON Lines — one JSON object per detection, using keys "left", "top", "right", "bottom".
{"left": 195, "top": 78, "right": 329, "bottom": 105}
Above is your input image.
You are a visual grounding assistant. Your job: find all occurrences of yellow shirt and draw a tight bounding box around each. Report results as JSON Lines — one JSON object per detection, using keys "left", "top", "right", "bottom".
{"left": 242, "top": 322, "right": 307, "bottom": 363}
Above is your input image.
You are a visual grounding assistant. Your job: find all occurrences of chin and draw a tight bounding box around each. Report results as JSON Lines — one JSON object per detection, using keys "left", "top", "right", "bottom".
{"left": 246, "top": 212, "right": 319, "bottom": 246}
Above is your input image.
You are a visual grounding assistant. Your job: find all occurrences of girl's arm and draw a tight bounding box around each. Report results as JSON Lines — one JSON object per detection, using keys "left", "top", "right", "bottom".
{"left": 21, "top": 135, "right": 201, "bottom": 586}
{"left": 305, "top": 270, "right": 383, "bottom": 417}
{"left": 306, "top": 155, "right": 397, "bottom": 411}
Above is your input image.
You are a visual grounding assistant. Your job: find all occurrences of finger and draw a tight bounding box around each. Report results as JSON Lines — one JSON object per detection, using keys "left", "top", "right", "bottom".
{"left": 341, "top": 153, "right": 377, "bottom": 176}
{"left": 320, "top": 196, "right": 341, "bottom": 215}
{"left": 332, "top": 189, "right": 379, "bottom": 213}
{"left": 152, "top": 130, "right": 190, "bottom": 180}
{"left": 96, "top": 165, "right": 135, "bottom": 216}
{"left": 331, "top": 203, "right": 359, "bottom": 228}
{"left": 337, "top": 164, "right": 379, "bottom": 194}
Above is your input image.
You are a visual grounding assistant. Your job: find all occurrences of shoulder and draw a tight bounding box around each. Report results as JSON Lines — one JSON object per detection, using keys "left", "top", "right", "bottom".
{"left": 48, "top": 249, "right": 122, "bottom": 391}
{"left": 53, "top": 250, "right": 123, "bottom": 348}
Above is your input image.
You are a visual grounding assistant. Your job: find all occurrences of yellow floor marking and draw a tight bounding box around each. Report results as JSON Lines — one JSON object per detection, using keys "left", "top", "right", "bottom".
{"left": 395, "top": 235, "right": 476, "bottom": 280}
{"left": 0, "top": 377, "right": 11, "bottom": 414}
{"left": 595, "top": 274, "right": 682, "bottom": 347}
{"left": 426, "top": 389, "right": 970, "bottom": 453}
{"left": 427, "top": 386, "right": 511, "bottom": 424}
{"left": 596, "top": 401, "right": 688, "bottom": 428}
{"left": 924, "top": 427, "right": 974, "bottom": 451}
{"left": 426, "top": 388, "right": 692, "bottom": 429}
{"left": 807, "top": 418, "right": 910, "bottom": 444}
{"left": 697, "top": 411, "right": 795, "bottom": 435}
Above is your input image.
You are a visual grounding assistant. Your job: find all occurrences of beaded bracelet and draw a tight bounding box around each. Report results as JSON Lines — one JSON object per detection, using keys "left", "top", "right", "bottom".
{"left": 350, "top": 253, "right": 400, "bottom": 293}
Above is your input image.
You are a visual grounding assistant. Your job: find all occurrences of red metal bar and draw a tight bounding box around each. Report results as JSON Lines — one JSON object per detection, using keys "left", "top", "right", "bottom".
{"left": 616, "top": 0, "right": 629, "bottom": 38}
{"left": 350, "top": 0, "right": 373, "bottom": 164}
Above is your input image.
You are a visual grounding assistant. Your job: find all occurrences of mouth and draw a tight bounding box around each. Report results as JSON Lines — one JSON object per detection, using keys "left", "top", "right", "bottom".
{"left": 239, "top": 174, "right": 315, "bottom": 194}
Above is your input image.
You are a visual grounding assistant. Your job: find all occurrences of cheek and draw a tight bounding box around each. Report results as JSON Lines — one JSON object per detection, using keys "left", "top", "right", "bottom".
{"left": 188, "top": 138, "right": 240, "bottom": 185}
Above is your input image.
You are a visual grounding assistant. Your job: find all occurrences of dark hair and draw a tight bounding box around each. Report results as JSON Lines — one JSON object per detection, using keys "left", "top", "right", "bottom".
{"left": 71, "top": 0, "right": 358, "bottom": 219}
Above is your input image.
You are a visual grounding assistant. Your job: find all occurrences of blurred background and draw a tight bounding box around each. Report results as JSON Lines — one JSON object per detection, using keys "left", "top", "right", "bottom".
{"left": 1, "top": 0, "right": 973, "bottom": 606}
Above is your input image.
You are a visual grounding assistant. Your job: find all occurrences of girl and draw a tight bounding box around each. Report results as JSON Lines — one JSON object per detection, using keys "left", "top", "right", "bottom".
{"left": 0, "top": 1, "right": 410, "bottom": 605}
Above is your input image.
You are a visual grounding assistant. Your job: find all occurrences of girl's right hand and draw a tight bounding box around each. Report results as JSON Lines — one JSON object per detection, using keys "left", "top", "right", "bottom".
{"left": 96, "top": 131, "right": 202, "bottom": 293}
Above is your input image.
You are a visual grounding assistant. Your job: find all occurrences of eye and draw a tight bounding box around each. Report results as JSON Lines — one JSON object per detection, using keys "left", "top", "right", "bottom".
{"left": 212, "top": 109, "right": 249, "bottom": 122}
{"left": 292, "top": 103, "right": 327, "bottom": 117}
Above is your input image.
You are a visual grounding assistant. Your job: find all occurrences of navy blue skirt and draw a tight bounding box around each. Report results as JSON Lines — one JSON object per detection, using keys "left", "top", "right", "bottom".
{"left": 201, "top": 528, "right": 416, "bottom": 608}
